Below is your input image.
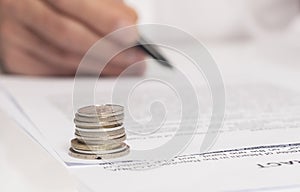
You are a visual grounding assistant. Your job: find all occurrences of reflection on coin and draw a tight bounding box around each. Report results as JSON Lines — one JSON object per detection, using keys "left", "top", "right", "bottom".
{"left": 74, "top": 119, "right": 123, "bottom": 128}
{"left": 75, "top": 124, "right": 123, "bottom": 130}
{"left": 76, "top": 134, "right": 127, "bottom": 145}
{"left": 71, "top": 138, "right": 124, "bottom": 151}
{"left": 75, "top": 124, "right": 124, "bottom": 133}
{"left": 74, "top": 113, "right": 124, "bottom": 123}
{"left": 69, "top": 145, "right": 130, "bottom": 160}
{"left": 77, "top": 104, "right": 124, "bottom": 117}
{"left": 75, "top": 132, "right": 125, "bottom": 141}
{"left": 75, "top": 128, "right": 125, "bottom": 138}
{"left": 72, "top": 144, "right": 128, "bottom": 155}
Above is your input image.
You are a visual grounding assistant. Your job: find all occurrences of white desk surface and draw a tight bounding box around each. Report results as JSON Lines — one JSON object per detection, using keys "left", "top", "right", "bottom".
{"left": 0, "top": 108, "right": 77, "bottom": 192}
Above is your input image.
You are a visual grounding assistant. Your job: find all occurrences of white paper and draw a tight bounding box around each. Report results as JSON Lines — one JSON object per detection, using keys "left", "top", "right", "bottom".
{"left": 1, "top": 42, "right": 300, "bottom": 191}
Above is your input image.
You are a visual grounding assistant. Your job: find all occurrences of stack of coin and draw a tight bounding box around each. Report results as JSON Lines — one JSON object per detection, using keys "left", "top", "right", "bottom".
{"left": 69, "top": 104, "right": 130, "bottom": 160}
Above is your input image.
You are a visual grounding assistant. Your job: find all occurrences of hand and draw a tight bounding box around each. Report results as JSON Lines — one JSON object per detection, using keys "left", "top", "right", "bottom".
{"left": 0, "top": 0, "right": 145, "bottom": 76}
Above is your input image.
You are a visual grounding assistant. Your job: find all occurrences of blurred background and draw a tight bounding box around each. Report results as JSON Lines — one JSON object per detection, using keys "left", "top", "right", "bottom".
{"left": 127, "top": 0, "right": 300, "bottom": 42}
{"left": 125, "top": 0, "right": 300, "bottom": 76}
{"left": 1, "top": 0, "right": 299, "bottom": 75}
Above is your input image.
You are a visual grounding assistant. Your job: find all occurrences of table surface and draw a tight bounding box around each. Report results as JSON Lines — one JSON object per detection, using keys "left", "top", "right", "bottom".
{"left": 0, "top": 109, "right": 77, "bottom": 192}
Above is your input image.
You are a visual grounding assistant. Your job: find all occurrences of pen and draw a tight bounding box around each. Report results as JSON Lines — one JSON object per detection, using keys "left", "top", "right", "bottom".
{"left": 137, "top": 36, "right": 173, "bottom": 69}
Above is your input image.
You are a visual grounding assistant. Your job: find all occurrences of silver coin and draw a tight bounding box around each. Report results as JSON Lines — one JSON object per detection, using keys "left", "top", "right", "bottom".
{"left": 71, "top": 143, "right": 128, "bottom": 155}
{"left": 75, "top": 124, "right": 124, "bottom": 133}
{"left": 77, "top": 104, "right": 124, "bottom": 117}
{"left": 77, "top": 134, "right": 127, "bottom": 145}
{"left": 70, "top": 104, "right": 129, "bottom": 160}
{"left": 74, "top": 119, "right": 123, "bottom": 128}
{"left": 75, "top": 128, "right": 125, "bottom": 138}
{"left": 71, "top": 138, "right": 124, "bottom": 151}
{"left": 69, "top": 145, "right": 130, "bottom": 160}
{"left": 75, "top": 132, "right": 125, "bottom": 141}
{"left": 76, "top": 110, "right": 124, "bottom": 119}
{"left": 74, "top": 113, "right": 124, "bottom": 123}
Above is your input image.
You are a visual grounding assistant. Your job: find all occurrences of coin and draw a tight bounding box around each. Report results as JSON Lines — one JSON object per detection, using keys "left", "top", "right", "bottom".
{"left": 77, "top": 104, "right": 124, "bottom": 117}
{"left": 75, "top": 128, "right": 125, "bottom": 138}
{"left": 69, "top": 145, "right": 130, "bottom": 160}
{"left": 76, "top": 134, "right": 127, "bottom": 145}
{"left": 69, "top": 104, "right": 129, "bottom": 160}
{"left": 75, "top": 124, "right": 124, "bottom": 133}
{"left": 72, "top": 144, "right": 128, "bottom": 155}
{"left": 75, "top": 132, "right": 126, "bottom": 142}
{"left": 74, "top": 119, "right": 123, "bottom": 128}
{"left": 71, "top": 138, "right": 124, "bottom": 151}
{"left": 74, "top": 113, "right": 124, "bottom": 123}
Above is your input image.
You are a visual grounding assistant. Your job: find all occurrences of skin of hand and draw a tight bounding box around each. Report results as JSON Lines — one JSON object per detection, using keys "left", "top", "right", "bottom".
{"left": 0, "top": 0, "right": 146, "bottom": 76}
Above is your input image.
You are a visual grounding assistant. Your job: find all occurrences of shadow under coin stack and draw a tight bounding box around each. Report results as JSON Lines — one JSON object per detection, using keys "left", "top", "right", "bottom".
{"left": 69, "top": 104, "right": 130, "bottom": 160}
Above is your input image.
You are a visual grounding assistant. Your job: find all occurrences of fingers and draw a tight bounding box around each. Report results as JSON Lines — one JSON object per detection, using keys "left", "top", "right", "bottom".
{"left": 2, "top": 43, "right": 72, "bottom": 76}
{"left": 0, "top": 17, "right": 145, "bottom": 76}
{"left": 43, "top": 0, "right": 139, "bottom": 39}
{"left": 4, "top": 0, "right": 99, "bottom": 55}
{"left": 0, "top": 0, "right": 145, "bottom": 76}
{"left": 0, "top": 18, "right": 80, "bottom": 72}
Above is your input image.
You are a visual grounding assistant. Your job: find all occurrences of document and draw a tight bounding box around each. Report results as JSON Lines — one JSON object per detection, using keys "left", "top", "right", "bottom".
{"left": 1, "top": 44, "right": 300, "bottom": 191}
{"left": 1, "top": 71, "right": 300, "bottom": 191}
